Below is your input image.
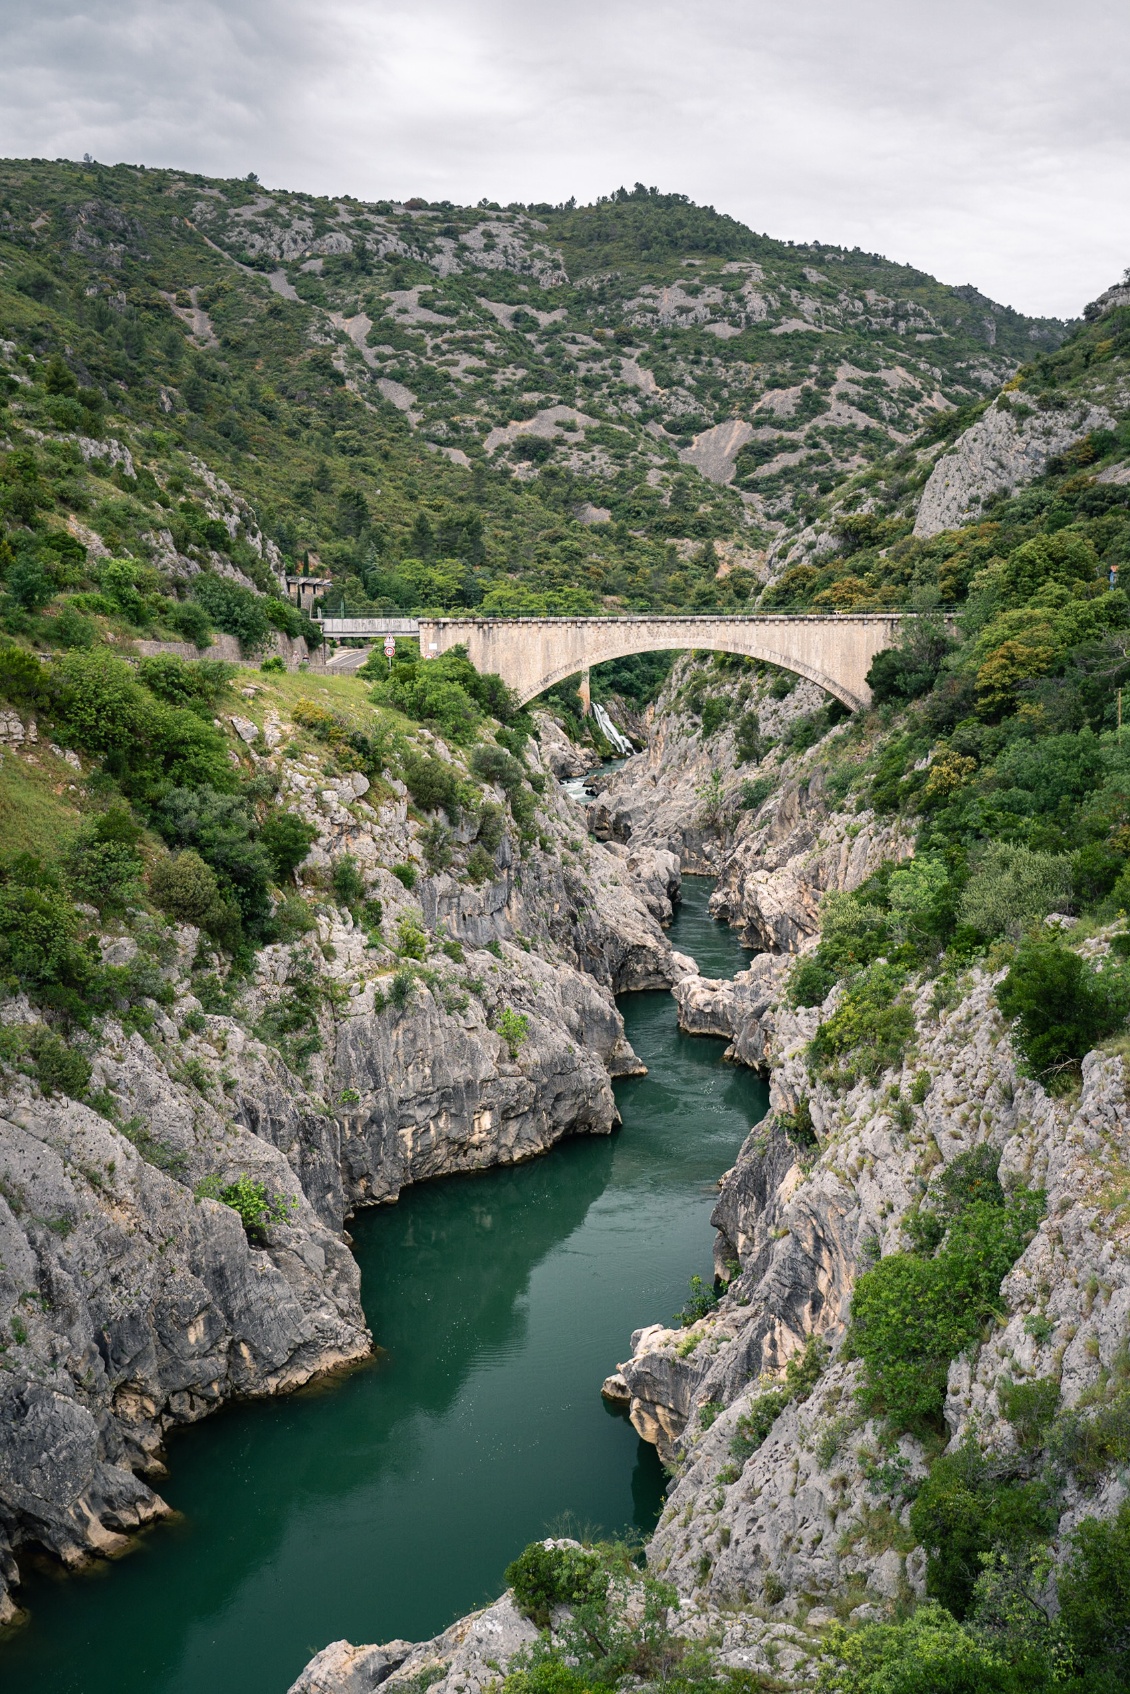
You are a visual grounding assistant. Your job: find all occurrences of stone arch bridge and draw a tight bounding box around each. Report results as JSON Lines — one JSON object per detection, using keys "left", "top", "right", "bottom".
{"left": 316, "top": 612, "right": 921, "bottom": 711}
{"left": 416, "top": 613, "right": 916, "bottom": 712}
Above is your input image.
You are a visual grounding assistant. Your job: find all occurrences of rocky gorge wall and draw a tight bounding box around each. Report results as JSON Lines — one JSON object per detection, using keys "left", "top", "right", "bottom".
{"left": 290, "top": 650, "right": 1130, "bottom": 1691}
{"left": 0, "top": 693, "right": 690, "bottom": 1628}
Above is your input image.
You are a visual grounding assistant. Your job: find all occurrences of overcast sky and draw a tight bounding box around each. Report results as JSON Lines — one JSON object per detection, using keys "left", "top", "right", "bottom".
{"left": 1, "top": 0, "right": 1126, "bottom": 319}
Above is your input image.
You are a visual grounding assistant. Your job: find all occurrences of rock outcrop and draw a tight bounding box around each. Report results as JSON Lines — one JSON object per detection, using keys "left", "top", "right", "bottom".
{"left": 913, "top": 396, "right": 1116, "bottom": 538}
{"left": 588, "top": 657, "right": 826, "bottom": 867}
{"left": 708, "top": 780, "right": 914, "bottom": 952}
{"left": 0, "top": 1085, "right": 368, "bottom": 1626}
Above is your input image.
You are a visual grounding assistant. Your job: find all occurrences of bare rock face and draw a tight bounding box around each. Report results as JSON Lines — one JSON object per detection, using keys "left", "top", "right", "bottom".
{"left": 289, "top": 1593, "right": 539, "bottom": 1694}
{"left": 533, "top": 710, "right": 598, "bottom": 780}
{"left": 674, "top": 954, "right": 789, "bottom": 1066}
{"left": 913, "top": 397, "right": 1116, "bottom": 538}
{"left": 0, "top": 1090, "right": 369, "bottom": 1623}
{"left": 332, "top": 944, "right": 631, "bottom": 1207}
{"left": 709, "top": 783, "right": 913, "bottom": 953}
{"left": 586, "top": 655, "right": 827, "bottom": 869}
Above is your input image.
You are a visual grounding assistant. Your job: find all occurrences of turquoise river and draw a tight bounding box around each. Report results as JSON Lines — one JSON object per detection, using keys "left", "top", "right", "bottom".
{"left": 0, "top": 876, "right": 768, "bottom": 1694}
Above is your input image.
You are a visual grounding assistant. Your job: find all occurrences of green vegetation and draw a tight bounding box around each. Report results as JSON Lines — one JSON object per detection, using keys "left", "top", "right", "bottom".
{"left": 497, "top": 1006, "right": 531, "bottom": 1057}
{"left": 728, "top": 1338, "right": 829, "bottom": 1464}
{"left": 503, "top": 1539, "right": 751, "bottom": 1694}
{"left": 997, "top": 940, "right": 1130, "bottom": 1088}
{"left": 195, "top": 1172, "right": 297, "bottom": 1243}
{"left": 848, "top": 1150, "right": 1043, "bottom": 1433}
{"left": 817, "top": 1503, "right": 1130, "bottom": 1691}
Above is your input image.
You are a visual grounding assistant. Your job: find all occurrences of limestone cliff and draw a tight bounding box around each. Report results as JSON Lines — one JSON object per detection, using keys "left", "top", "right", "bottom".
{"left": 0, "top": 696, "right": 686, "bottom": 1625}
{"left": 913, "top": 396, "right": 1117, "bottom": 539}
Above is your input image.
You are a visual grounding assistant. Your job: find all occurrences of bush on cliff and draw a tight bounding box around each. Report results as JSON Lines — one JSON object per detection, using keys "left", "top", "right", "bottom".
{"left": 996, "top": 939, "right": 1130, "bottom": 1087}
{"left": 807, "top": 962, "right": 916, "bottom": 1087}
{"left": 848, "top": 1153, "right": 1044, "bottom": 1435}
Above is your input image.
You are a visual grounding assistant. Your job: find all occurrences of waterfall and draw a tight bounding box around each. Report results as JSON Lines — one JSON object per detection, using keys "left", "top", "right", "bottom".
{"left": 592, "top": 701, "right": 634, "bottom": 756}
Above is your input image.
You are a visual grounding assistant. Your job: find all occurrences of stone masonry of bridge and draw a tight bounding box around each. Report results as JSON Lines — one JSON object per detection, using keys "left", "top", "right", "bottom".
{"left": 413, "top": 613, "right": 911, "bottom": 712}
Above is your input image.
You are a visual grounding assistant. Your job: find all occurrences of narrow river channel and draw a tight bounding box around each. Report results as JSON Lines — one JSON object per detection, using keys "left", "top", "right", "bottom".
{"left": 0, "top": 877, "right": 768, "bottom": 1694}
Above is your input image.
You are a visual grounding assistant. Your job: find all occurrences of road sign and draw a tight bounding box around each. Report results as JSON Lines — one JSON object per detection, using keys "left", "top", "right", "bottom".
{"left": 384, "top": 636, "right": 396, "bottom": 659}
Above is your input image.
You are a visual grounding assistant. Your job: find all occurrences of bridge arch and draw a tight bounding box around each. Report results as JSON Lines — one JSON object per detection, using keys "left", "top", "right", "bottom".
{"left": 415, "top": 613, "right": 912, "bottom": 714}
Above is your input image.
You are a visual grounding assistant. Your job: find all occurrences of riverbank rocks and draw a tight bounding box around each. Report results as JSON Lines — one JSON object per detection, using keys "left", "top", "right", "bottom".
{"left": 289, "top": 1592, "right": 540, "bottom": 1694}
{"left": 0, "top": 1089, "right": 369, "bottom": 1623}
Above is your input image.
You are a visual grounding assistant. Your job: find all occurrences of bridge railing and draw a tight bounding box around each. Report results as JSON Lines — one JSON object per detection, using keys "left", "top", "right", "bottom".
{"left": 314, "top": 607, "right": 956, "bottom": 628}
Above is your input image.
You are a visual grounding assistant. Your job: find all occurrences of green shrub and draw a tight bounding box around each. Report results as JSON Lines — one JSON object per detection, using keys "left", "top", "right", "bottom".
{"left": 51, "top": 647, "right": 148, "bottom": 754}
{"left": 397, "top": 915, "right": 428, "bottom": 959}
{"left": 998, "top": 1376, "right": 1060, "bottom": 1451}
{"left": 470, "top": 743, "right": 526, "bottom": 792}
{"left": 497, "top": 1006, "right": 530, "bottom": 1057}
{"left": 22, "top": 1024, "right": 92, "bottom": 1099}
{"left": 65, "top": 807, "right": 144, "bottom": 913}
{"left": 779, "top": 1096, "right": 818, "bottom": 1149}
{"left": 505, "top": 1543, "right": 606, "bottom": 1629}
{"left": 331, "top": 854, "right": 366, "bottom": 910}
{"left": 137, "top": 654, "right": 232, "bottom": 713}
{"left": 959, "top": 843, "right": 1073, "bottom": 938}
{"left": 6, "top": 556, "right": 55, "bottom": 612}
{"left": 154, "top": 787, "right": 273, "bottom": 936}
{"left": 1050, "top": 1386, "right": 1130, "bottom": 1490}
{"left": 191, "top": 574, "right": 272, "bottom": 654}
{"left": 165, "top": 599, "right": 214, "bottom": 647}
{"left": 729, "top": 1339, "right": 828, "bottom": 1464}
{"left": 737, "top": 774, "right": 775, "bottom": 811}
{"left": 422, "top": 820, "right": 453, "bottom": 872}
{"left": 465, "top": 844, "right": 497, "bottom": 885}
{"left": 196, "top": 1172, "right": 297, "bottom": 1243}
{"left": 996, "top": 939, "right": 1130, "bottom": 1086}
{"left": 1057, "top": 1500, "right": 1130, "bottom": 1685}
{"left": 373, "top": 649, "right": 520, "bottom": 742}
{"left": 808, "top": 962, "right": 915, "bottom": 1087}
{"left": 675, "top": 1272, "right": 720, "bottom": 1328}
{"left": 0, "top": 861, "right": 102, "bottom": 1018}
{"left": 908, "top": 1442, "right": 1055, "bottom": 1618}
{"left": 849, "top": 1183, "right": 1044, "bottom": 1434}
{"left": 53, "top": 603, "right": 96, "bottom": 649}
{"left": 815, "top": 1602, "right": 1020, "bottom": 1693}
{"left": 476, "top": 801, "right": 506, "bottom": 851}
{"left": 733, "top": 711, "right": 764, "bottom": 766}
{"left": 0, "top": 644, "right": 48, "bottom": 706}
{"left": 149, "top": 849, "right": 225, "bottom": 926}
{"left": 274, "top": 895, "right": 317, "bottom": 943}
{"left": 700, "top": 695, "right": 729, "bottom": 736}
{"left": 392, "top": 862, "right": 418, "bottom": 890}
{"left": 402, "top": 749, "right": 464, "bottom": 820}
{"left": 865, "top": 618, "right": 954, "bottom": 706}
{"left": 788, "top": 955, "right": 837, "bottom": 1008}
{"left": 260, "top": 812, "right": 319, "bottom": 883}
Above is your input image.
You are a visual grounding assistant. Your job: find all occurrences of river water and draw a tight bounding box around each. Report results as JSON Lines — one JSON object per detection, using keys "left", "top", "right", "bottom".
{"left": 0, "top": 878, "right": 766, "bottom": 1694}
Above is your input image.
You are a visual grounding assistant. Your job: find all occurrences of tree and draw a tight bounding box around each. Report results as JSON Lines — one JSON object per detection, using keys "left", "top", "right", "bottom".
{"left": 260, "top": 812, "right": 318, "bottom": 882}
{"left": 996, "top": 939, "right": 1130, "bottom": 1083}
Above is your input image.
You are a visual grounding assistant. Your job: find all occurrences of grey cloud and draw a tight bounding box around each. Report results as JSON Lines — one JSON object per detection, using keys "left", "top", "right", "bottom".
{"left": 0, "top": 0, "right": 1126, "bottom": 316}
